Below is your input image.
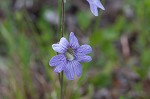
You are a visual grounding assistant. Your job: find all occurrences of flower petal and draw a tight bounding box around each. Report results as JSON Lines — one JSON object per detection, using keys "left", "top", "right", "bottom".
{"left": 59, "top": 37, "right": 69, "bottom": 50}
{"left": 69, "top": 32, "right": 80, "bottom": 49}
{"left": 54, "top": 62, "right": 66, "bottom": 73}
{"left": 52, "top": 44, "right": 62, "bottom": 53}
{"left": 87, "top": 0, "right": 98, "bottom": 16}
{"left": 72, "top": 60, "right": 82, "bottom": 77}
{"left": 52, "top": 37, "right": 69, "bottom": 53}
{"left": 94, "top": 0, "right": 105, "bottom": 10}
{"left": 49, "top": 54, "right": 66, "bottom": 66}
{"left": 76, "top": 55, "right": 92, "bottom": 62}
{"left": 64, "top": 61, "right": 75, "bottom": 80}
{"left": 75, "top": 44, "right": 92, "bottom": 55}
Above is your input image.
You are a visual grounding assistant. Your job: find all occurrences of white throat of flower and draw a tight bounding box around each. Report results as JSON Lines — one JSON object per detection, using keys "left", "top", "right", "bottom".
{"left": 65, "top": 48, "right": 74, "bottom": 61}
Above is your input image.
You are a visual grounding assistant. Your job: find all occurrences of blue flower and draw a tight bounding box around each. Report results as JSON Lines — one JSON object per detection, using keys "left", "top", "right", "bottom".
{"left": 87, "top": 0, "right": 105, "bottom": 16}
{"left": 49, "top": 32, "right": 92, "bottom": 80}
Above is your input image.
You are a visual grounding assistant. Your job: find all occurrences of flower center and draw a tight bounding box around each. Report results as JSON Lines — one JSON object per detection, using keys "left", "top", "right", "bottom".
{"left": 65, "top": 48, "right": 74, "bottom": 61}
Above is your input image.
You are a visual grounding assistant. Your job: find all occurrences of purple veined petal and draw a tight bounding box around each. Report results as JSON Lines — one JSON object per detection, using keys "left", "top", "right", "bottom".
{"left": 59, "top": 37, "right": 69, "bottom": 51}
{"left": 69, "top": 32, "right": 80, "bottom": 49}
{"left": 52, "top": 37, "right": 69, "bottom": 53}
{"left": 72, "top": 60, "right": 82, "bottom": 77}
{"left": 87, "top": 0, "right": 98, "bottom": 16}
{"left": 52, "top": 44, "right": 62, "bottom": 53}
{"left": 49, "top": 54, "right": 66, "bottom": 66}
{"left": 87, "top": 0, "right": 93, "bottom": 5}
{"left": 64, "top": 61, "right": 75, "bottom": 80}
{"left": 75, "top": 44, "right": 92, "bottom": 55}
{"left": 76, "top": 55, "right": 92, "bottom": 62}
{"left": 54, "top": 62, "right": 66, "bottom": 73}
{"left": 94, "top": 0, "right": 105, "bottom": 10}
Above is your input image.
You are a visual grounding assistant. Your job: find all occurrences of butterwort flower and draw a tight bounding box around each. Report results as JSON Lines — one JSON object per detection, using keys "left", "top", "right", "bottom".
{"left": 87, "top": 0, "right": 105, "bottom": 16}
{"left": 49, "top": 32, "right": 92, "bottom": 80}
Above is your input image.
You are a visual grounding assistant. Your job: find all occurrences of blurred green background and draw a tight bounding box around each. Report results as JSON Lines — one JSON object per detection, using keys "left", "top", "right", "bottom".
{"left": 0, "top": 0, "right": 150, "bottom": 99}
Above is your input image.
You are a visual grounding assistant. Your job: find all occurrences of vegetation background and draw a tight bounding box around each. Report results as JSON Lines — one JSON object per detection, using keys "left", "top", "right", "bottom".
{"left": 0, "top": 0, "right": 150, "bottom": 99}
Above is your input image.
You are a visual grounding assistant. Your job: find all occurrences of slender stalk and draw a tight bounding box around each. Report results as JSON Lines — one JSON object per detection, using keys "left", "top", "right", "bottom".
{"left": 60, "top": 71, "right": 64, "bottom": 99}
{"left": 59, "top": 0, "right": 65, "bottom": 99}
{"left": 58, "top": 71, "right": 64, "bottom": 99}
{"left": 61, "top": 0, "right": 65, "bottom": 37}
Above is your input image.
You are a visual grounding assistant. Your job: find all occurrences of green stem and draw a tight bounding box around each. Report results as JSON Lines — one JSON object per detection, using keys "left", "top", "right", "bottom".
{"left": 61, "top": 0, "right": 65, "bottom": 37}
{"left": 59, "top": 0, "right": 65, "bottom": 99}
{"left": 58, "top": 71, "right": 64, "bottom": 99}
{"left": 61, "top": 71, "right": 64, "bottom": 99}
